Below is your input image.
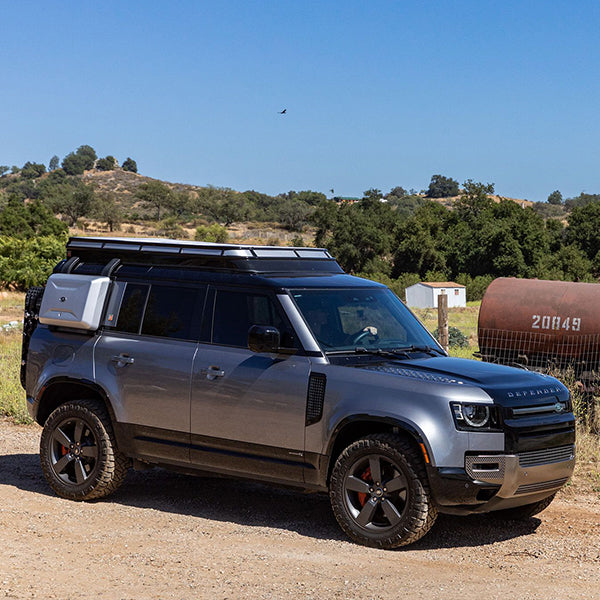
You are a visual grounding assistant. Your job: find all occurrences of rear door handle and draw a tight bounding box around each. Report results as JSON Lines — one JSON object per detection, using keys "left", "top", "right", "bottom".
{"left": 112, "top": 354, "right": 135, "bottom": 366}
{"left": 206, "top": 365, "right": 225, "bottom": 380}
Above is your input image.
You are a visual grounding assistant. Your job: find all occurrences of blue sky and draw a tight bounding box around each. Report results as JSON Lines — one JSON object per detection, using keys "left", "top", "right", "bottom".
{"left": 1, "top": 1, "right": 599, "bottom": 201}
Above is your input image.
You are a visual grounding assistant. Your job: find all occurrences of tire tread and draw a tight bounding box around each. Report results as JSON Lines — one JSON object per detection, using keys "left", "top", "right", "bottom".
{"left": 329, "top": 433, "right": 437, "bottom": 548}
{"left": 40, "top": 398, "right": 129, "bottom": 501}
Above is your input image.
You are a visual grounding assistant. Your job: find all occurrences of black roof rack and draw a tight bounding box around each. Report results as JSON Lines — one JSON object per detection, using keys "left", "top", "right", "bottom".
{"left": 65, "top": 236, "right": 344, "bottom": 275}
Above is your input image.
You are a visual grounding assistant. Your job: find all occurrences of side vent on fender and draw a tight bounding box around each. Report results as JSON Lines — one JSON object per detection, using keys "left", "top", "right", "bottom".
{"left": 306, "top": 373, "right": 326, "bottom": 426}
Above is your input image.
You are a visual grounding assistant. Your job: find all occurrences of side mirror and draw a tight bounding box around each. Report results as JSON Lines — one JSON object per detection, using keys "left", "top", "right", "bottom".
{"left": 248, "top": 325, "right": 280, "bottom": 353}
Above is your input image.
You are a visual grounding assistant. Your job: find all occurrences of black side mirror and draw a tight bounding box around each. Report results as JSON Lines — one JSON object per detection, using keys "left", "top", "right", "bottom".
{"left": 248, "top": 325, "right": 280, "bottom": 353}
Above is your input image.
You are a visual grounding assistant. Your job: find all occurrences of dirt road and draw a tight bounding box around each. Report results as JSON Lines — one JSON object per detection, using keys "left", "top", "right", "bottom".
{"left": 0, "top": 418, "right": 598, "bottom": 600}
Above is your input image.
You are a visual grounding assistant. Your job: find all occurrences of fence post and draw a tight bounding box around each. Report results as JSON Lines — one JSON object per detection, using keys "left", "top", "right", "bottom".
{"left": 438, "top": 292, "right": 449, "bottom": 351}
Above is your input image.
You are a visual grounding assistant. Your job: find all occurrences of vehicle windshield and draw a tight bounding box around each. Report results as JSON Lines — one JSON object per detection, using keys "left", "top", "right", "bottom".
{"left": 291, "top": 287, "right": 439, "bottom": 354}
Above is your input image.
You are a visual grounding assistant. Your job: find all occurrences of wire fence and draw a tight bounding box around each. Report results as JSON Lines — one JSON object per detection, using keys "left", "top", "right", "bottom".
{"left": 477, "top": 328, "right": 600, "bottom": 433}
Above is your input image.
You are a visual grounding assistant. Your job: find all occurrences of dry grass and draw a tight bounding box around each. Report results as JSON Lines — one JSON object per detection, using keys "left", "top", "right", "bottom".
{"left": 69, "top": 219, "right": 314, "bottom": 247}
{"left": 0, "top": 291, "right": 25, "bottom": 323}
{"left": 0, "top": 332, "right": 29, "bottom": 423}
{"left": 414, "top": 303, "right": 480, "bottom": 349}
{"left": 562, "top": 426, "right": 600, "bottom": 497}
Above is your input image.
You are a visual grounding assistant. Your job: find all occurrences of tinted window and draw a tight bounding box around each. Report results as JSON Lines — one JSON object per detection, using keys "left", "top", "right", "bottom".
{"left": 141, "top": 285, "right": 202, "bottom": 340}
{"left": 115, "top": 284, "right": 149, "bottom": 333}
{"left": 212, "top": 290, "right": 295, "bottom": 348}
{"left": 292, "top": 288, "right": 436, "bottom": 352}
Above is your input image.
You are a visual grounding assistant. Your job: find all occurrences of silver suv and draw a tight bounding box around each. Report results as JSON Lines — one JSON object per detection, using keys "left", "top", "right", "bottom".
{"left": 21, "top": 237, "right": 576, "bottom": 548}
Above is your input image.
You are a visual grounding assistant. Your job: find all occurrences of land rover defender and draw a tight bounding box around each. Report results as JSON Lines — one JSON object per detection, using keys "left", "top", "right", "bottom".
{"left": 21, "top": 237, "right": 576, "bottom": 548}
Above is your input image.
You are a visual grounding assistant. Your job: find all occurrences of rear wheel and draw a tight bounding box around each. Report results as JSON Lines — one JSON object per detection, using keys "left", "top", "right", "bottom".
{"left": 329, "top": 434, "right": 437, "bottom": 548}
{"left": 489, "top": 493, "right": 556, "bottom": 520}
{"left": 40, "top": 399, "right": 129, "bottom": 500}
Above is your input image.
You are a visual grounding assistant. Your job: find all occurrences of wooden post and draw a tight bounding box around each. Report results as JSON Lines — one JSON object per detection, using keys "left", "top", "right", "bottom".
{"left": 437, "top": 292, "right": 449, "bottom": 351}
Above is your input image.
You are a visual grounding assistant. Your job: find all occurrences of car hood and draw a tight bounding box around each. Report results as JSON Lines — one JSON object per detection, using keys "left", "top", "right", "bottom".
{"left": 354, "top": 356, "right": 569, "bottom": 405}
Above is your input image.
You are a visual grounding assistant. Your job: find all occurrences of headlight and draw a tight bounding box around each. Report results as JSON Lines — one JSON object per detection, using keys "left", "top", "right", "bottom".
{"left": 451, "top": 402, "right": 501, "bottom": 431}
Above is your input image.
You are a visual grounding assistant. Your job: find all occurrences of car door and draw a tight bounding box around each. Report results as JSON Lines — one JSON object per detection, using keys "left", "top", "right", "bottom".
{"left": 190, "top": 287, "right": 311, "bottom": 483}
{"left": 94, "top": 281, "right": 205, "bottom": 464}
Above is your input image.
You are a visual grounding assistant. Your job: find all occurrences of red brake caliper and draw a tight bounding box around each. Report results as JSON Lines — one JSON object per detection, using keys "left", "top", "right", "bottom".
{"left": 357, "top": 466, "right": 372, "bottom": 507}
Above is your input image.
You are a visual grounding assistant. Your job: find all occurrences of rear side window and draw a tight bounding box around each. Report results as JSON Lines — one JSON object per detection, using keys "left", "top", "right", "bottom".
{"left": 115, "top": 284, "right": 149, "bottom": 334}
{"left": 114, "top": 283, "right": 204, "bottom": 341}
{"left": 142, "top": 285, "right": 201, "bottom": 340}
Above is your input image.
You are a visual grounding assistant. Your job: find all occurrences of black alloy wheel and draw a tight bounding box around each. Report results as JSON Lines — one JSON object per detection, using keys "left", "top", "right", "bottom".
{"left": 330, "top": 434, "right": 437, "bottom": 548}
{"left": 47, "top": 415, "right": 99, "bottom": 486}
{"left": 40, "top": 399, "right": 129, "bottom": 500}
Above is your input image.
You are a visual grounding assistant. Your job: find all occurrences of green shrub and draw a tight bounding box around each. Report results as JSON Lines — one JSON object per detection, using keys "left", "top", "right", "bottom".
{"left": 355, "top": 272, "right": 421, "bottom": 301}
{"left": 194, "top": 224, "right": 228, "bottom": 243}
{"left": 0, "top": 236, "right": 65, "bottom": 289}
{"left": 455, "top": 273, "right": 494, "bottom": 301}
{"left": 156, "top": 217, "right": 188, "bottom": 239}
{"left": 433, "top": 326, "right": 469, "bottom": 348}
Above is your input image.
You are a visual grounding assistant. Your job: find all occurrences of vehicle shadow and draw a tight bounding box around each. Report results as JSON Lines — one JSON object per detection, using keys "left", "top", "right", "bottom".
{"left": 0, "top": 452, "right": 541, "bottom": 549}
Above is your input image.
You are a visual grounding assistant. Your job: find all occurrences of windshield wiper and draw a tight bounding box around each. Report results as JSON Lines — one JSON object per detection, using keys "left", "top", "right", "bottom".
{"left": 391, "top": 345, "right": 446, "bottom": 357}
{"left": 325, "top": 347, "right": 400, "bottom": 358}
{"left": 325, "top": 345, "right": 446, "bottom": 358}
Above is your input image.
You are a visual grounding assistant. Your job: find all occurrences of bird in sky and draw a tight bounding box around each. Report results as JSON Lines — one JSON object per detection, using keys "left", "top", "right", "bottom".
{"left": 278, "top": 108, "right": 286, "bottom": 114}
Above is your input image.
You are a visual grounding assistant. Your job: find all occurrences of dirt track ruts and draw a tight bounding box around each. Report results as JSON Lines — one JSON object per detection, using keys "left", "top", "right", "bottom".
{"left": 0, "top": 418, "right": 598, "bottom": 600}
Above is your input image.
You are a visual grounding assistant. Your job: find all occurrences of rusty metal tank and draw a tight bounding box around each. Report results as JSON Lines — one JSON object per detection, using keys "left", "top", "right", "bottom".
{"left": 478, "top": 277, "right": 600, "bottom": 368}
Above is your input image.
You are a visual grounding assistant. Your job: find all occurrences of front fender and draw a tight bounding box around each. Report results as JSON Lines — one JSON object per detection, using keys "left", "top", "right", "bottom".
{"left": 306, "top": 364, "right": 501, "bottom": 469}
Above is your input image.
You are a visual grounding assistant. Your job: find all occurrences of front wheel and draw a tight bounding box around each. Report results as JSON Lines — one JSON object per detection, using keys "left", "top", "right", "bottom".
{"left": 329, "top": 434, "right": 437, "bottom": 549}
{"left": 40, "top": 399, "right": 130, "bottom": 500}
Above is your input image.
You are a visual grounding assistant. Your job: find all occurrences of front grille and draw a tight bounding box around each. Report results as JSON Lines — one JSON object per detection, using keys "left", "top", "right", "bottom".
{"left": 512, "top": 399, "right": 569, "bottom": 417}
{"left": 518, "top": 445, "right": 575, "bottom": 468}
{"left": 515, "top": 477, "right": 569, "bottom": 495}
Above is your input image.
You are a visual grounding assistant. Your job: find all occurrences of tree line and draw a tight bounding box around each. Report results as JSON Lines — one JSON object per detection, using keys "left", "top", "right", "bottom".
{"left": 313, "top": 180, "right": 600, "bottom": 300}
{"left": 2, "top": 151, "right": 600, "bottom": 294}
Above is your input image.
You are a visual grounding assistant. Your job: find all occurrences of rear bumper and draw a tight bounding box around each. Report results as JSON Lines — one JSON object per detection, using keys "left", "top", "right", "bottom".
{"left": 429, "top": 444, "right": 575, "bottom": 514}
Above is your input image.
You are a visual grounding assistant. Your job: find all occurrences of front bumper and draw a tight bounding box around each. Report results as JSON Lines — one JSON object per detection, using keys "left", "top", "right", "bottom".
{"left": 429, "top": 444, "right": 575, "bottom": 514}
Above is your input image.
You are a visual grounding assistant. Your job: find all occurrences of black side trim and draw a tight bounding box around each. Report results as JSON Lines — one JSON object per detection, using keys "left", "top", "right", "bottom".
{"left": 135, "top": 435, "right": 189, "bottom": 449}
{"left": 189, "top": 439, "right": 310, "bottom": 469}
{"left": 132, "top": 433, "right": 311, "bottom": 470}
{"left": 306, "top": 372, "right": 326, "bottom": 425}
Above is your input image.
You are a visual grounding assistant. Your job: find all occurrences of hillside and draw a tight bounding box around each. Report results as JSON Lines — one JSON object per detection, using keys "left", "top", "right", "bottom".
{"left": 1, "top": 146, "right": 596, "bottom": 293}
{"left": 81, "top": 169, "right": 205, "bottom": 210}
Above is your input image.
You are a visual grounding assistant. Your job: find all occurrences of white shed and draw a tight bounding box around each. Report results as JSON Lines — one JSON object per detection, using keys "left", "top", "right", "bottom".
{"left": 405, "top": 282, "right": 466, "bottom": 308}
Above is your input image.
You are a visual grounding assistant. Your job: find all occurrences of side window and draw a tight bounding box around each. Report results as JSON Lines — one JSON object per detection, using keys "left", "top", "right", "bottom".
{"left": 115, "top": 283, "right": 149, "bottom": 334}
{"left": 114, "top": 283, "right": 204, "bottom": 341}
{"left": 141, "top": 285, "right": 202, "bottom": 341}
{"left": 212, "top": 290, "right": 296, "bottom": 348}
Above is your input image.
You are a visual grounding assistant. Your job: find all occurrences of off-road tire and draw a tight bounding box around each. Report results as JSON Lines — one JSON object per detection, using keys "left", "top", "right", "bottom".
{"left": 40, "top": 399, "right": 130, "bottom": 500}
{"left": 329, "top": 433, "right": 437, "bottom": 549}
{"left": 21, "top": 286, "right": 45, "bottom": 387}
{"left": 24, "top": 286, "right": 44, "bottom": 316}
{"left": 489, "top": 493, "right": 556, "bottom": 520}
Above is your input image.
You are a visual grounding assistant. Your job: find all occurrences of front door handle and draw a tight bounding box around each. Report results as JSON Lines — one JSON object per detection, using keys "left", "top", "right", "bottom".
{"left": 206, "top": 365, "right": 225, "bottom": 380}
{"left": 112, "top": 354, "right": 135, "bottom": 367}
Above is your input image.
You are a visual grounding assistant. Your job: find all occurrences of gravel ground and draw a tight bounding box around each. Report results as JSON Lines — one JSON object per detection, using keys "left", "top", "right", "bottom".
{"left": 0, "top": 418, "right": 598, "bottom": 600}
